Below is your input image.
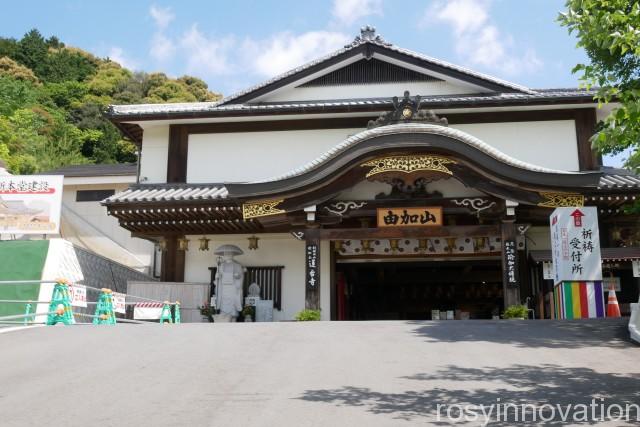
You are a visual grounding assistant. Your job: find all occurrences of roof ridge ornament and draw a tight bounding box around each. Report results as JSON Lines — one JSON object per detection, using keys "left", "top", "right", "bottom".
{"left": 345, "top": 25, "right": 392, "bottom": 48}
{"left": 367, "top": 91, "right": 449, "bottom": 129}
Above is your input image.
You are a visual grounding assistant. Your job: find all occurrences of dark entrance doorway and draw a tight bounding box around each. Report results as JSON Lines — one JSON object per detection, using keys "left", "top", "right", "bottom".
{"left": 335, "top": 260, "right": 503, "bottom": 320}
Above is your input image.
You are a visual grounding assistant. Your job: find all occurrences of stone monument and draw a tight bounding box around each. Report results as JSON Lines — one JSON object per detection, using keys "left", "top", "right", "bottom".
{"left": 245, "top": 282, "right": 261, "bottom": 307}
{"left": 213, "top": 244, "right": 245, "bottom": 321}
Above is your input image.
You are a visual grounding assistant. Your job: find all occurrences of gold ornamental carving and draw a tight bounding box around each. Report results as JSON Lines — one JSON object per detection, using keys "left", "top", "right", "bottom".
{"left": 537, "top": 192, "right": 584, "bottom": 208}
{"left": 242, "top": 199, "right": 286, "bottom": 219}
{"left": 361, "top": 155, "right": 456, "bottom": 178}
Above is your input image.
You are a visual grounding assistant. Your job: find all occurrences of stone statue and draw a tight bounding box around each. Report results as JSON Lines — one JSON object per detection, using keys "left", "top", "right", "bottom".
{"left": 214, "top": 245, "right": 245, "bottom": 320}
{"left": 247, "top": 282, "right": 261, "bottom": 298}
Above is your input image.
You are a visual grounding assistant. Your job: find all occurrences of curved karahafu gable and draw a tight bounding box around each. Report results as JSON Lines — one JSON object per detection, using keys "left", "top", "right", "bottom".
{"left": 226, "top": 122, "right": 602, "bottom": 212}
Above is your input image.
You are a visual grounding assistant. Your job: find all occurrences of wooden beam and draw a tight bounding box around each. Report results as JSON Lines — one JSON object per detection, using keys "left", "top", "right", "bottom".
{"left": 314, "top": 225, "right": 499, "bottom": 240}
{"left": 177, "top": 108, "right": 591, "bottom": 135}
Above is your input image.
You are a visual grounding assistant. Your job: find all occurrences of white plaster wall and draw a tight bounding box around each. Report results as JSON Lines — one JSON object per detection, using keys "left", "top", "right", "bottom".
{"left": 139, "top": 125, "right": 169, "bottom": 183}
{"left": 526, "top": 226, "right": 552, "bottom": 251}
{"left": 262, "top": 80, "right": 481, "bottom": 102}
{"left": 185, "top": 120, "right": 579, "bottom": 183}
{"left": 453, "top": 120, "right": 579, "bottom": 171}
{"left": 187, "top": 128, "right": 363, "bottom": 183}
{"left": 62, "top": 184, "right": 155, "bottom": 268}
{"left": 183, "top": 233, "right": 332, "bottom": 321}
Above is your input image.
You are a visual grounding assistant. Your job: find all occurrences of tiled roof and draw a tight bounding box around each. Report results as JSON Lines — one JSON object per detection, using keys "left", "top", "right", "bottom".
{"left": 104, "top": 184, "right": 228, "bottom": 204}
{"left": 41, "top": 163, "right": 137, "bottom": 177}
{"left": 107, "top": 89, "right": 596, "bottom": 118}
{"left": 217, "top": 27, "right": 534, "bottom": 106}
{"left": 598, "top": 173, "right": 640, "bottom": 189}
{"left": 530, "top": 247, "right": 640, "bottom": 262}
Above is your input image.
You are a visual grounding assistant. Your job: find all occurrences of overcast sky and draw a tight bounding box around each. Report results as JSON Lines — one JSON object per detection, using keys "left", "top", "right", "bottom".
{"left": 1, "top": 0, "right": 628, "bottom": 167}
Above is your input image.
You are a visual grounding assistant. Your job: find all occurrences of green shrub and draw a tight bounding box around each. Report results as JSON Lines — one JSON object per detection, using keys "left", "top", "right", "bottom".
{"left": 294, "top": 309, "right": 321, "bottom": 321}
{"left": 503, "top": 305, "right": 529, "bottom": 319}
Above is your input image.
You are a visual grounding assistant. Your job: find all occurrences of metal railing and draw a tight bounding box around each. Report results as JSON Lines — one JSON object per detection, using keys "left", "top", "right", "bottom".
{"left": 0, "top": 280, "right": 180, "bottom": 327}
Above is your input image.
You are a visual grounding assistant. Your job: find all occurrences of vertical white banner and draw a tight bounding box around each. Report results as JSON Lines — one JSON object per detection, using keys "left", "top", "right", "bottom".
{"left": 550, "top": 207, "right": 602, "bottom": 284}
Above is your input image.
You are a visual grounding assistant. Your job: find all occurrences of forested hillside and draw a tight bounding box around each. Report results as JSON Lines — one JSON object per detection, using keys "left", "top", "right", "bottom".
{"left": 0, "top": 29, "right": 222, "bottom": 174}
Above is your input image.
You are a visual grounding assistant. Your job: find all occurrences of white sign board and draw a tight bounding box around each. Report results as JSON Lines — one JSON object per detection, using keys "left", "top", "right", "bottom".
{"left": 69, "top": 283, "right": 87, "bottom": 308}
{"left": 0, "top": 175, "right": 63, "bottom": 234}
{"left": 112, "top": 292, "right": 126, "bottom": 314}
{"left": 542, "top": 261, "right": 554, "bottom": 280}
{"left": 550, "top": 207, "right": 602, "bottom": 284}
{"left": 633, "top": 260, "right": 640, "bottom": 278}
{"left": 603, "top": 277, "right": 621, "bottom": 292}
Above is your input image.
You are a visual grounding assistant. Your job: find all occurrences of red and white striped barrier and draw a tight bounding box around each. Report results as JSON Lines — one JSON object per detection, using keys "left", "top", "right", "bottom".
{"left": 133, "top": 302, "right": 164, "bottom": 320}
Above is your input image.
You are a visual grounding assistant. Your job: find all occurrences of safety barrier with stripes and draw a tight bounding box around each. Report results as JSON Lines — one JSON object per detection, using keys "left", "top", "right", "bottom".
{"left": 0, "top": 279, "right": 180, "bottom": 327}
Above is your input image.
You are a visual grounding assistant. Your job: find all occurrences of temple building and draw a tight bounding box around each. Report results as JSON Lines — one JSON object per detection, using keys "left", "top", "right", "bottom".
{"left": 103, "top": 27, "right": 640, "bottom": 320}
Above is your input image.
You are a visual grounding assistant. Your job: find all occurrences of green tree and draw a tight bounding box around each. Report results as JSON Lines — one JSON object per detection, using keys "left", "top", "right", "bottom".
{"left": 15, "top": 29, "right": 48, "bottom": 75}
{"left": 145, "top": 80, "right": 198, "bottom": 103}
{"left": 0, "top": 56, "right": 39, "bottom": 83}
{"left": 0, "top": 108, "right": 89, "bottom": 173}
{"left": 0, "top": 29, "right": 222, "bottom": 170}
{"left": 85, "top": 61, "right": 132, "bottom": 103}
{"left": 44, "top": 81, "right": 87, "bottom": 110}
{"left": 0, "top": 76, "right": 40, "bottom": 115}
{"left": 39, "top": 48, "right": 98, "bottom": 83}
{"left": 0, "top": 37, "right": 18, "bottom": 60}
{"left": 70, "top": 102, "right": 136, "bottom": 163}
{"left": 177, "top": 75, "right": 222, "bottom": 102}
{"left": 559, "top": 0, "right": 640, "bottom": 170}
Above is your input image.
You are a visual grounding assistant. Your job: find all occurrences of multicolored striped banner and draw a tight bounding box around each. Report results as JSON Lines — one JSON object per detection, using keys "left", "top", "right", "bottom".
{"left": 553, "top": 281, "right": 605, "bottom": 319}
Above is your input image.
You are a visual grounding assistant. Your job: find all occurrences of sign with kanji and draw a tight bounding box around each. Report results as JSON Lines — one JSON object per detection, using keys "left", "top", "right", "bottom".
{"left": 69, "top": 283, "right": 87, "bottom": 308}
{"left": 550, "top": 207, "right": 602, "bottom": 284}
{"left": 377, "top": 207, "right": 442, "bottom": 227}
{"left": 112, "top": 292, "right": 126, "bottom": 314}
{"left": 306, "top": 242, "right": 319, "bottom": 288}
{"left": 0, "top": 175, "right": 63, "bottom": 234}
{"left": 305, "top": 238, "right": 320, "bottom": 310}
{"left": 503, "top": 239, "right": 519, "bottom": 287}
{"left": 543, "top": 261, "right": 554, "bottom": 280}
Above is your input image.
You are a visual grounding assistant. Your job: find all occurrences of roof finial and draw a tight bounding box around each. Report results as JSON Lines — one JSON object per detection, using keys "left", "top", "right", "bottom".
{"left": 360, "top": 25, "right": 376, "bottom": 41}
{"left": 345, "top": 25, "right": 392, "bottom": 48}
{"left": 367, "top": 91, "right": 448, "bottom": 129}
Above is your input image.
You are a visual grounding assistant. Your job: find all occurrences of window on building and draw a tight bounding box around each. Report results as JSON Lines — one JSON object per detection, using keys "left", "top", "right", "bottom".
{"left": 76, "top": 189, "right": 115, "bottom": 202}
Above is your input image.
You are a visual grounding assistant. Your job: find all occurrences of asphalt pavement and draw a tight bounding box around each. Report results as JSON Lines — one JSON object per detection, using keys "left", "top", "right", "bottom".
{"left": 0, "top": 319, "right": 638, "bottom": 426}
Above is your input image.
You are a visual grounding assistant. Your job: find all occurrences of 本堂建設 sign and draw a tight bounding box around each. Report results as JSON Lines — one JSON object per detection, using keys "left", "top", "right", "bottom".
{"left": 0, "top": 175, "right": 63, "bottom": 234}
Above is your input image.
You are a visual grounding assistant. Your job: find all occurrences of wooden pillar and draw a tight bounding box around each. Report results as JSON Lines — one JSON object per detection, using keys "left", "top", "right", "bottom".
{"left": 501, "top": 221, "right": 520, "bottom": 308}
{"left": 304, "top": 234, "right": 321, "bottom": 310}
{"left": 574, "top": 108, "right": 599, "bottom": 170}
{"left": 167, "top": 125, "right": 189, "bottom": 183}
{"left": 160, "top": 236, "right": 185, "bottom": 282}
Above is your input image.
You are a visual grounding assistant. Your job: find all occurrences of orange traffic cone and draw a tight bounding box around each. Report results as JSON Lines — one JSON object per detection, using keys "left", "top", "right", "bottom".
{"left": 607, "top": 284, "right": 621, "bottom": 318}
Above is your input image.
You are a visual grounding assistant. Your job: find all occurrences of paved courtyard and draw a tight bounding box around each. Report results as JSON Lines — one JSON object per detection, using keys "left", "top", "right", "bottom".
{"left": 1, "top": 319, "right": 638, "bottom": 426}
